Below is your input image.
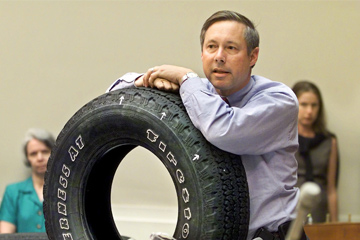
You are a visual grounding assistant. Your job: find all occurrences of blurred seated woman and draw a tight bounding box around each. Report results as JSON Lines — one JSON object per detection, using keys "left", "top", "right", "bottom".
{"left": 292, "top": 81, "right": 339, "bottom": 223}
{"left": 0, "top": 128, "right": 55, "bottom": 233}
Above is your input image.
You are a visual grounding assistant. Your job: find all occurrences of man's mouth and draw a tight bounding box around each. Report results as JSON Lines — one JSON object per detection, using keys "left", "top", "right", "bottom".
{"left": 213, "top": 68, "right": 229, "bottom": 74}
{"left": 213, "top": 68, "right": 230, "bottom": 79}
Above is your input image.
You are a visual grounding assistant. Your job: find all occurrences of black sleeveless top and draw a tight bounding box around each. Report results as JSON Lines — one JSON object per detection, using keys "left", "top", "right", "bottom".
{"left": 295, "top": 134, "right": 332, "bottom": 223}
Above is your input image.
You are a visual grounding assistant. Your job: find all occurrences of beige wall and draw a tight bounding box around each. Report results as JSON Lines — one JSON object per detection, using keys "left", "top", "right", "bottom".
{"left": 1, "top": 0, "right": 359, "bottom": 238}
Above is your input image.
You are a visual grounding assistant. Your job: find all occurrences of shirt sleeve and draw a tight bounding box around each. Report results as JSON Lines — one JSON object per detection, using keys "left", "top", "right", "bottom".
{"left": 106, "top": 72, "right": 143, "bottom": 92}
{"left": 0, "top": 186, "right": 17, "bottom": 225}
{"left": 180, "top": 78, "right": 298, "bottom": 155}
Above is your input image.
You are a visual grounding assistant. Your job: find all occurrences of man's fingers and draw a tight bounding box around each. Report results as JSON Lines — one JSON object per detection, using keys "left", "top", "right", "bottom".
{"left": 153, "top": 78, "right": 166, "bottom": 90}
{"left": 153, "top": 78, "right": 179, "bottom": 92}
{"left": 170, "top": 82, "right": 179, "bottom": 92}
{"left": 162, "top": 79, "right": 172, "bottom": 89}
{"left": 144, "top": 67, "right": 156, "bottom": 88}
{"left": 146, "top": 66, "right": 160, "bottom": 88}
{"left": 134, "top": 75, "right": 145, "bottom": 87}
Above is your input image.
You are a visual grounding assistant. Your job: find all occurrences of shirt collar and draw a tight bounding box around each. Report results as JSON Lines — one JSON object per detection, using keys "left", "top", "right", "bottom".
{"left": 19, "top": 177, "right": 34, "bottom": 193}
{"left": 227, "top": 76, "right": 255, "bottom": 105}
{"left": 20, "top": 177, "right": 42, "bottom": 205}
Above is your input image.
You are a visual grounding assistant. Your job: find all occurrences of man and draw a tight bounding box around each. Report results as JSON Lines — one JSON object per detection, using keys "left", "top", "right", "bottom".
{"left": 108, "top": 10, "right": 303, "bottom": 240}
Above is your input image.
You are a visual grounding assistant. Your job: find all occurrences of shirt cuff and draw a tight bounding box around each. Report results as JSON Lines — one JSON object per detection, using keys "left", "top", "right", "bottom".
{"left": 106, "top": 72, "right": 144, "bottom": 92}
{"left": 180, "top": 76, "right": 208, "bottom": 101}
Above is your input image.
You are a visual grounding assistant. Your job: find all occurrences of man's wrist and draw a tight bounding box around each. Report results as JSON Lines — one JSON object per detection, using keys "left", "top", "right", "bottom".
{"left": 181, "top": 72, "right": 198, "bottom": 85}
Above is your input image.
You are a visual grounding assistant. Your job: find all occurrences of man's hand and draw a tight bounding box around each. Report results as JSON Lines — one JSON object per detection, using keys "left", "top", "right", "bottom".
{"left": 135, "top": 75, "right": 179, "bottom": 93}
{"left": 142, "top": 65, "right": 194, "bottom": 88}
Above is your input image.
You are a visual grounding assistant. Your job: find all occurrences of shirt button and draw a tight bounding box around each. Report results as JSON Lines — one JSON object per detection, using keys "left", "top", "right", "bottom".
{"left": 37, "top": 224, "right": 41, "bottom": 229}
{"left": 38, "top": 211, "right": 42, "bottom": 216}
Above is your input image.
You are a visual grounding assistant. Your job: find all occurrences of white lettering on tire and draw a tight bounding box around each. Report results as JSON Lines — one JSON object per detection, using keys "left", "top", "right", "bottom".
{"left": 182, "top": 188, "right": 189, "bottom": 203}
{"left": 62, "top": 233, "right": 73, "bottom": 240}
{"left": 182, "top": 223, "right": 190, "bottom": 238}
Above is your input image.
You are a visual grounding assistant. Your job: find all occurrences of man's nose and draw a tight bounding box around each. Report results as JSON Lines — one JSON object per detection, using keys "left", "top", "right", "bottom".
{"left": 215, "top": 48, "right": 226, "bottom": 63}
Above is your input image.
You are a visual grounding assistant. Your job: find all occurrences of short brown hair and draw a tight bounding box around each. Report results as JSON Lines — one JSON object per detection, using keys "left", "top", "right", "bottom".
{"left": 200, "top": 10, "right": 259, "bottom": 55}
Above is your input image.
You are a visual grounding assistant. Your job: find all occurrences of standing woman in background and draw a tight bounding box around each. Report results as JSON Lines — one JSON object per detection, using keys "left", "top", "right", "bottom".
{"left": 0, "top": 128, "right": 55, "bottom": 233}
{"left": 292, "top": 81, "right": 339, "bottom": 223}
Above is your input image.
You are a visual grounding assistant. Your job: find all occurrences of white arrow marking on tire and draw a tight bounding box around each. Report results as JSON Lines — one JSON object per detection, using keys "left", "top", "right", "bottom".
{"left": 119, "top": 96, "right": 124, "bottom": 105}
{"left": 192, "top": 154, "right": 199, "bottom": 161}
{"left": 160, "top": 112, "right": 166, "bottom": 120}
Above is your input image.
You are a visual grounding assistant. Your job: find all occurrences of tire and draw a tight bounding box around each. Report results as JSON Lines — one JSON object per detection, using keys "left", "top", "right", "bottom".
{"left": 0, "top": 233, "right": 48, "bottom": 240}
{"left": 44, "top": 87, "right": 249, "bottom": 240}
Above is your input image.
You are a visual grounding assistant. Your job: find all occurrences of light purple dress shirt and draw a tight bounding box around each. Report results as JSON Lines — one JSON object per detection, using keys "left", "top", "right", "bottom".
{"left": 107, "top": 73, "right": 300, "bottom": 240}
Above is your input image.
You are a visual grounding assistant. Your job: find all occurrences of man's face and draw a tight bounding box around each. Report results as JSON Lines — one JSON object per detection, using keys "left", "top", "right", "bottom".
{"left": 201, "top": 20, "right": 259, "bottom": 96}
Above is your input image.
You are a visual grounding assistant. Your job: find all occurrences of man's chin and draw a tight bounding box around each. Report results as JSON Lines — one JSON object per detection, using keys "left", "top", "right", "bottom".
{"left": 211, "top": 80, "right": 231, "bottom": 91}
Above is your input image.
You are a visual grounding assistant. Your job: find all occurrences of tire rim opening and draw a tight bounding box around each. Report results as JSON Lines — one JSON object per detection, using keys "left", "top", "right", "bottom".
{"left": 111, "top": 146, "right": 178, "bottom": 240}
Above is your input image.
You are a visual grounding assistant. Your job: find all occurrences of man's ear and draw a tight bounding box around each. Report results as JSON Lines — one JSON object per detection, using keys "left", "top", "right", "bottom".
{"left": 250, "top": 47, "right": 259, "bottom": 68}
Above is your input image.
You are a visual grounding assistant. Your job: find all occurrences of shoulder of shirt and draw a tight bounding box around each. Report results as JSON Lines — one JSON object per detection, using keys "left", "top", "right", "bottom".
{"left": 252, "top": 75, "right": 295, "bottom": 94}
{"left": 249, "top": 75, "right": 298, "bottom": 108}
{"left": 252, "top": 75, "right": 285, "bottom": 87}
{"left": 5, "top": 177, "right": 33, "bottom": 193}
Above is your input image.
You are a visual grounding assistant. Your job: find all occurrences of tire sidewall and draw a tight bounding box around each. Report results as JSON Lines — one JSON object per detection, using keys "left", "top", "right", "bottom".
{"left": 44, "top": 88, "right": 249, "bottom": 240}
{"left": 45, "top": 94, "right": 203, "bottom": 239}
